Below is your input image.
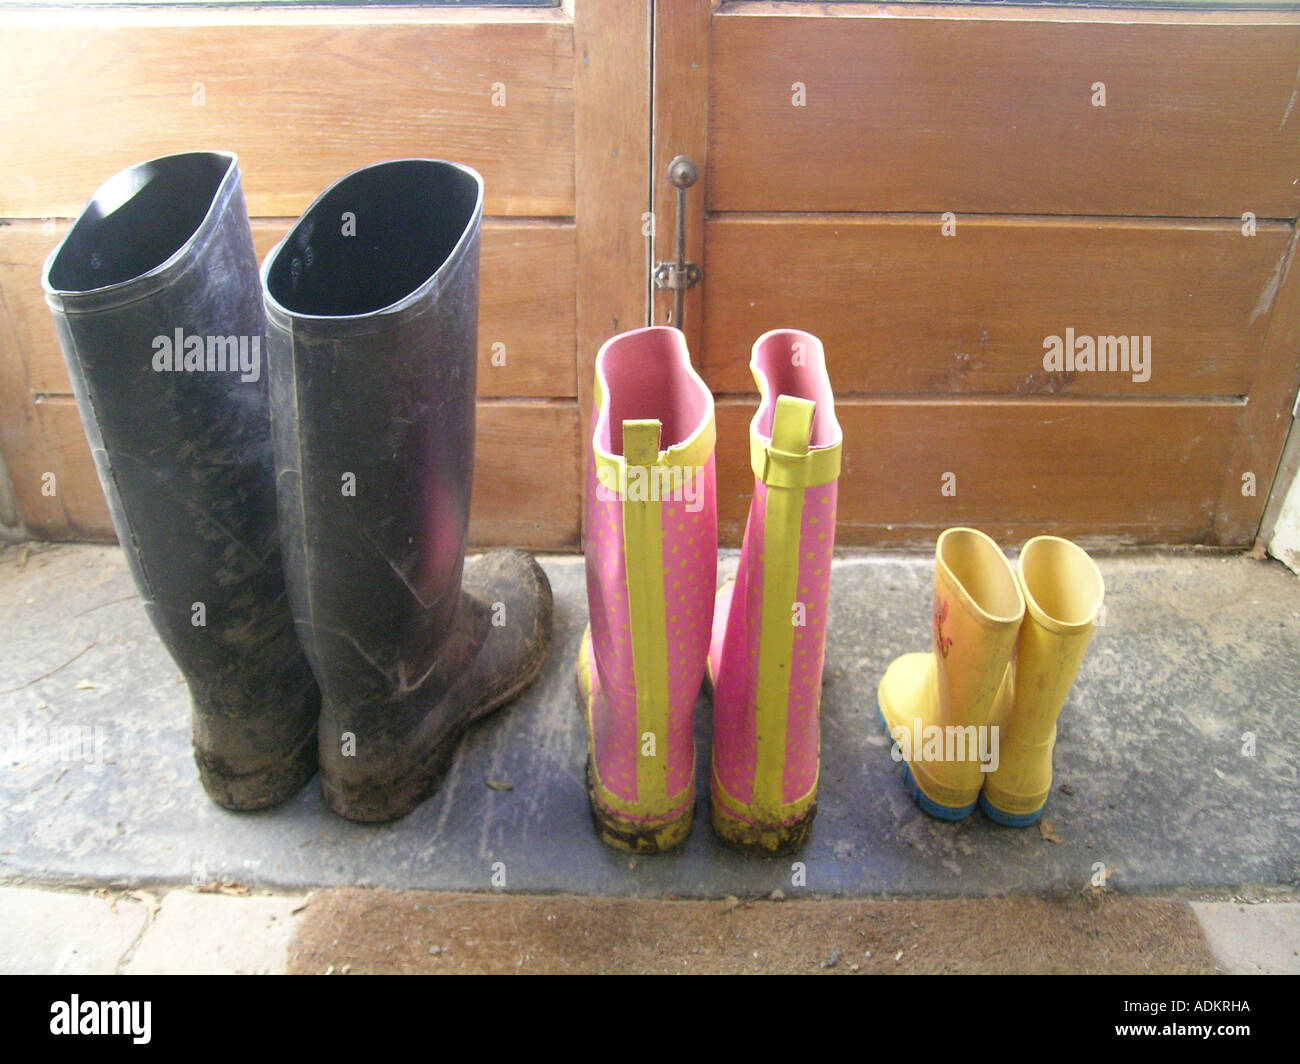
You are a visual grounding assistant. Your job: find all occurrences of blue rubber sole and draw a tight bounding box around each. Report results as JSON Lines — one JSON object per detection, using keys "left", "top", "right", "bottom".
{"left": 876, "top": 703, "right": 976, "bottom": 821}
{"left": 977, "top": 791, "right": 1044, "bottom": 828}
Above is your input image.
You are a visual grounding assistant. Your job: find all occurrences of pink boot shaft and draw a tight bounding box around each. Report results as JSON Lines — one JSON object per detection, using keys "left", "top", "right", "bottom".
{"left": 578, "top": 326, "right": 716, "bottom": 852}
{"left": 709, "top": 329, "right": 842, "bottom": 854}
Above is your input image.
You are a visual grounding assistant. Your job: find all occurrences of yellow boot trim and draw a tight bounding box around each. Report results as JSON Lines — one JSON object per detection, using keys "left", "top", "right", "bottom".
{"left": 748, "top": 395, "right": 816, "bottom": 817}
{"left": 590, "top": 371, "right": 716, "bottom": 497}
{"left": 618, "top": 419, "right": 673, "bottom": 815}
{"left": 749, "top": 412, "right": 841, "bottom": 489}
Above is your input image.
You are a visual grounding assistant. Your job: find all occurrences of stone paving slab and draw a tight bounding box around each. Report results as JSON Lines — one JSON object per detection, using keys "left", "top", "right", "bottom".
{"left": 1191, "top": 901, "right": 1300, "bottom": 974}
{"left": 0, "top": 885, "right": 149, "bottom": 974}
{"left": 123, "top": 891, "right": 302, "bottom": 975}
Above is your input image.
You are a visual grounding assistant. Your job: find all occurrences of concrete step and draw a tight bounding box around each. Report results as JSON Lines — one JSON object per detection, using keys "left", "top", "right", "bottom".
{"left": 1, "top": 543, "right": 1297, "bottom": 899}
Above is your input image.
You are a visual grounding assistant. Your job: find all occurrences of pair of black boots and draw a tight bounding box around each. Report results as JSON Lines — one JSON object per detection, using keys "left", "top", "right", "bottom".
{"left": 40, "top": 152, "right": 553, "bottom": 822}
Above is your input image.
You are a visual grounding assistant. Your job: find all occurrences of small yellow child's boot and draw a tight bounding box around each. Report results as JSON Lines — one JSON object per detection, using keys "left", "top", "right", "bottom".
{"left": 979, "top": 536, "right": 1104, "bottom": 827}
{"left": 877, "top": 527, "right": 1025, "bottom": 819}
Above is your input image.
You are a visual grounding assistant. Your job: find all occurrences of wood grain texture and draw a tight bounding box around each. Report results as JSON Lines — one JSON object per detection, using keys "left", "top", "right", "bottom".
{"left": 0, "top": 231, "right": 65, "bottom": 537}
{"left": 701, "top": 215, "right": 1293, "bottom": 398}
{"left": 574, "top": 0, "right": 652, "bottom": 429}
{"left": 30, "top": 397, "right": 114, "bottom": 540}
{"left": 651, "top": 0, "right": 713, "bottom": 350}
{"left": 1214, "top": 229, "right": 1300, "bottom": 543}
{"left": 0, "top": 15, "right": 575, "bottom": 218}
{"left": 2, "top": 219, "right": 576, "bottom": 401}
{"left": 471, "top": 401, "right": 581, "bottom": 550}
{"left": 708, "top": 10, "right": 1300, "bottom": 216}
{"left": 716, "top": 397, "right": 1244, "bottom": 547}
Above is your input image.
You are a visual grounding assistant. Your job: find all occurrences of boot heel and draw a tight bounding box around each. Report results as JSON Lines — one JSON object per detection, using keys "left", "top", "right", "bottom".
{"left": 978, "top": 791, "right": 1044, "bottom": 827}
{"left": 586, "top": 760, "right": 693, "bottom": 853}
{"left": 195, "top": 721, "right": 318, "bottom": 812}
{"left": 877, "top": 701, "right": 979, "bottom": 821}
{"left": 710, "top": 787, "right": 816, "bottom": 857}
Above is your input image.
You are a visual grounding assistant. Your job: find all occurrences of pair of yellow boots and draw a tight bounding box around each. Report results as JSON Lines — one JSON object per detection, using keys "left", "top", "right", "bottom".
{"left": 877, "top": 527, "right": 1104, "bottom": 826}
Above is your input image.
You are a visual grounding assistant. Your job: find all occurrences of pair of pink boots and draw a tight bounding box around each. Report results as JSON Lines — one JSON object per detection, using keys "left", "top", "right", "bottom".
{"left": 577, "top": 326, "right": 843, "bottom": 855}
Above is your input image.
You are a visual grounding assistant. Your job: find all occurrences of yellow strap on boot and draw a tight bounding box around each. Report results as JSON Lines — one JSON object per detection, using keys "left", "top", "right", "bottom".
{"left": 621, "top": 419, "right": 671, "bottom": 811}
{"left": 750, "top": 395, "right": 817, "bottom": 814}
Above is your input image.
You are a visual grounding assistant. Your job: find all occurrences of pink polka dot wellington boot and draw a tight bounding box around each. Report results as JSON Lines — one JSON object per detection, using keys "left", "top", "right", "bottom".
{"left": 708, "top": 330, "right": 842, "bottom": 855}
{"left": 577, "top": 326, "right": 717, "bottom": 852}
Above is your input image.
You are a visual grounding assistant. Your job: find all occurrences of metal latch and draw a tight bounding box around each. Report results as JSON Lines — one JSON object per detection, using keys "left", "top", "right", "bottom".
{"left": 652, "top": 155, "right": 703, "bottom": 329}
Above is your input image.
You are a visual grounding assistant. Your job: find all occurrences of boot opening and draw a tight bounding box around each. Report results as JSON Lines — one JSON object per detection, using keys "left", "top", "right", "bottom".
{"left": 751, "top": 330, "right": 841, "bottom": 449}
{"left": 938, "top": 528, "right": 1022, "bottom": 623}
{"left": 595, "top": 328, "right": 710, "bottom": 456}
{"left": 266, "top": 160, "right": 481, "bottom": 318}
{"left": 1018, "top": 537, "right": 1104, "bottom": 627}
{"left": 46, "top": 152, "right": 233, "bottom": 292}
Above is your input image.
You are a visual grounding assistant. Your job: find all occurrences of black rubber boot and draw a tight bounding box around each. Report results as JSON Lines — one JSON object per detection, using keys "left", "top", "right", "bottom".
{"left": 261, "top": 159, "right": 553, "bottom": 823}
{"left": 41, "top": 151, "right": 320, "bottom": 810}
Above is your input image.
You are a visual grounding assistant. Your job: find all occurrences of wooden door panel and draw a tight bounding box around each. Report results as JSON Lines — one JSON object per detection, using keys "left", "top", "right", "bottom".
{"left": 716, "top": 398, "right": 1242, "bottom": 547}
{"left": 0, "top": 10, "right": 575, "bottom": 219}
{"left": 709, "top": 8, "right": 1300, "bottom": 218}
{"left": 701, "top": 215, "right": 1292, "bottom": 399}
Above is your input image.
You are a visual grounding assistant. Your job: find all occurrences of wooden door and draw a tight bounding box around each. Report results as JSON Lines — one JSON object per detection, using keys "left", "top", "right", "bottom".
{"left": 0, "top": 0, "right": 651, "bottom": 551}
{"left": 651, "top": 0, "right": 1300, "bottom": 548}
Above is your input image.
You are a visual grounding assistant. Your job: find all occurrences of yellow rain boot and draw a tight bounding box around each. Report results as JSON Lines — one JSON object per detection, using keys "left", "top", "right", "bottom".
{"left": 979, "top": 536, "right": 1104, "bottom": 827}
{"left": 877, "top": 528, "right": 1024, "bottom": 819}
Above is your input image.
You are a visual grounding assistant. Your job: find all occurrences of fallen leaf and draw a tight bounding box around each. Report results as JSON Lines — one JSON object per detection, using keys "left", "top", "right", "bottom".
{"left": 1038, "top": 818, "right": 1063, "bottom": 844}
{"left": 196, "top": 880, "right": 250, "bottom": 896}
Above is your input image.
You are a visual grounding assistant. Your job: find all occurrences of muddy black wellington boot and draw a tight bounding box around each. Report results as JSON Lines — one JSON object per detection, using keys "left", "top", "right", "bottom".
{"left": 261, "top": 159, "right": 553, "bottom": 823}
{"left": 41, "top": 151, "right": 320, "bottom": 810}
